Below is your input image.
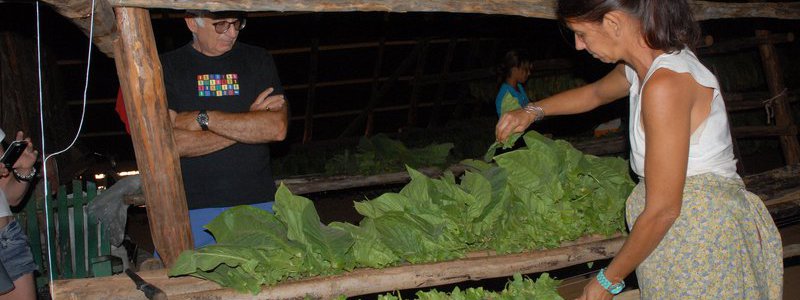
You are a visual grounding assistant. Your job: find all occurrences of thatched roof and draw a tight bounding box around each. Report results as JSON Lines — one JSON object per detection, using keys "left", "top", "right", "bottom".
{"left": 42, "top": 0, "right": 800, "bottom": 57}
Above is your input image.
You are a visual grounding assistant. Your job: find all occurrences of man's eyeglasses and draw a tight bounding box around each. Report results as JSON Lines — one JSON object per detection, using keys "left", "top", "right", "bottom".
{"left": 212, "top": 18, "right": 246, "bottom": 34}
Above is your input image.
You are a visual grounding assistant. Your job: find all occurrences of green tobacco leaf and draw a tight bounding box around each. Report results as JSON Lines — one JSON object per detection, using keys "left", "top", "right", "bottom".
{"left": 274, "top": 184, "right": 355, "bottom": 272}
{"left": 499, "top": 91, "right": 522, "bottom": 115}
{"left": 485, "top": 132, "right": 523, "bottom": 162}
{"left": 204, "top": 206, "right": 302, "bottom": 255}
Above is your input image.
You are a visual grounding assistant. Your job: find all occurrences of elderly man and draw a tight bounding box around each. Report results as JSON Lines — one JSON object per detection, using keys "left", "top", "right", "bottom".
{"left": 164, "top": 10, "right": 288, "bottom": 249}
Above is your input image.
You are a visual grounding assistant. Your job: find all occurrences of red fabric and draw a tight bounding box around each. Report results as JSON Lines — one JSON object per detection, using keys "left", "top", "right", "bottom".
{"left": 115, "top": 88, "right": 131, "bottom": 134}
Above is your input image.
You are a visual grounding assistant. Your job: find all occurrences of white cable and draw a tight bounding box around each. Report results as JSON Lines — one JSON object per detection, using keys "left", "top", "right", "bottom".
{"left": 35, "top": 0, "right": 97, "bottom": 288}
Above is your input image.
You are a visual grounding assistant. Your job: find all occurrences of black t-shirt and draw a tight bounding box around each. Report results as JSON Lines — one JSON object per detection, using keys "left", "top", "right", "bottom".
{"left": 162, "top": 42, "right": 283, "bottom": 209}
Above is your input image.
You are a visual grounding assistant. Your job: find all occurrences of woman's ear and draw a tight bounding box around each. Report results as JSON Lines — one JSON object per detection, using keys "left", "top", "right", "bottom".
{"left": 602, "top": 11, "right": 624, "bottom": 38}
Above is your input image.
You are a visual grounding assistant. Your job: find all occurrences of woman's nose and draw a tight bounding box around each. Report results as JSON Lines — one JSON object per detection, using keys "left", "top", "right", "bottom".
{"left": 574, "top": 34, "right": 586, "bottom": 50}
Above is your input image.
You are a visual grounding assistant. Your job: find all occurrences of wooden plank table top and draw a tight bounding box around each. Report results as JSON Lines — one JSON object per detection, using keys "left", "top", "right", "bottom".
{"left": 53, "top": 234, "right": 625, "bottom": 299}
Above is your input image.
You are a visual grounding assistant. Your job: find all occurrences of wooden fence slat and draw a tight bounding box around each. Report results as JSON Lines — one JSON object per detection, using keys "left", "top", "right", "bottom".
{"left": 71, "top": 181, "right": 87, "bottom": 278}
{"left": 57, "top": 186, "right": 72, "bottom": 279}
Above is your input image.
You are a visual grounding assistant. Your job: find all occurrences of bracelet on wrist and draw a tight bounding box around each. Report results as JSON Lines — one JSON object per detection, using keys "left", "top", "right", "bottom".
{"left": 596, "top": 268, "right": 625, "bottom": 295}
{"left": 522, "top": 103, "right": 545, "bottom": 122}
{"left": 13, "top": 167, "right": 37, "bottom": 182}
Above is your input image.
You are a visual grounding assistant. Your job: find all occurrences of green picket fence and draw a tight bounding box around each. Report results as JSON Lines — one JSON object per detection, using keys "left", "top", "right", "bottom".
{"left": 13, "top": 180, "right": 114, "bottom": 291}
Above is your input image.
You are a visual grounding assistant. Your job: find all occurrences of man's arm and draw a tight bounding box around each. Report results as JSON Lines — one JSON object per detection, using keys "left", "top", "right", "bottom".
{"left": 173, "top": 129, "right": 237, "bottom": 157}
{"left": 169, "top": 87, "right": 287, "bottom": 156}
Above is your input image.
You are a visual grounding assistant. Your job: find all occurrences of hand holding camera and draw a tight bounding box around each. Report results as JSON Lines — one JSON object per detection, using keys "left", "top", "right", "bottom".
{"left": 0, "top": 131, "right": 39, "bottom": 182}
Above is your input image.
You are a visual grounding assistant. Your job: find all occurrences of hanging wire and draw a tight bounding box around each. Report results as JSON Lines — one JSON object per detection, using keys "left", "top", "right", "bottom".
{"left": 36, "top": 0, "right": 97, "bottom": 290}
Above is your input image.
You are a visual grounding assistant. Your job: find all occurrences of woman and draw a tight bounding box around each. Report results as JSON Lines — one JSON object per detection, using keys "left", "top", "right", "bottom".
{"left": 0, "top": 129, "right": 38, "bottom": 300}
{"left": 496, "top": 1, "right": 782, "bottom": 299}
{"left": 495, "top": 49, "right": 533, "bottom": 116}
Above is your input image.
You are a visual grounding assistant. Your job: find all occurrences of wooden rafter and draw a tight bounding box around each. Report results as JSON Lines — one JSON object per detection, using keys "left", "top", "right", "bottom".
{"left": 41, "top": 0, "right": 117, "bottom": 57}
{"left": 44, "top": 1, "right": 800, "bottom": 58}
{"left": 103, "top": 0, "right": 800, "bottom": 22}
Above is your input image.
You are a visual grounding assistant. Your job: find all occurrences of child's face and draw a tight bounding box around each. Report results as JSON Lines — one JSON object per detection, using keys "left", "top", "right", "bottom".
{"left": 511, "top": 62, "right": 532, "bottom": 83}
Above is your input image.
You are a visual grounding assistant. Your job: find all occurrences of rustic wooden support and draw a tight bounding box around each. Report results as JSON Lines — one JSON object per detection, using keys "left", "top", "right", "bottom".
{"left": 365, "top": 15, "right": 389, "bottom": 136}
{"left": 340, "top": 43, "right": 421, "bottom": 137}
{"left": 407, "top": 38, "right": 430, "bottom": 127}
{"left": 105, "top": 1, "right": 800, "bottom": 21}
{"left": 756, "top": 30, "right": 800, "bottom": 164}
{"left": 112, "top": 7, "right": 192, "bottom": 267}
{"left": 51, "top": 234, "right": 625, "bottom": 299}
{"left": 698, "top": 32, "right": 794, "bottom": 56}
{"left": 41, "top": 0, "right": 118, "bottom": 57}
{"left": 302, "top": 37, "right": 319, "bottom": 143}
{"left": 732, "top": 125, "right": 798, "bottom": 139}
{"left": 428, "top": 38, "right": 458, "bottom": 129}
{"left": 725, "top": 90, "right": 798, "bottom": 112}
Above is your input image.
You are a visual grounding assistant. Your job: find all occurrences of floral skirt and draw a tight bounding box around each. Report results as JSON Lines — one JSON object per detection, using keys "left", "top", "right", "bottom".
{"left": 626, "top": 173, "right": 783, "bottom": 299}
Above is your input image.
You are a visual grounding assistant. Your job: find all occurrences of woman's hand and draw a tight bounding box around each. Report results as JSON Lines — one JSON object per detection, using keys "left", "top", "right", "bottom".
{"left": 576, "top": 278, "right": 613, "bottom": 300}
{"left": 495, "top": 108, "right": 536, "bottom": 141}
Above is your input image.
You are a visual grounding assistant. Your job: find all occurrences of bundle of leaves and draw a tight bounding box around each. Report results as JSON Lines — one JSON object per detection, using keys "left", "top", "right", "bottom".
{"left": 169, "top": 131, "right": 633, "bottom": 294}
{"left": 324, "top": 133, "right": 455, "bottom": 176}
{"left": 374, "top": 273, "right": 562, "bottom": 300}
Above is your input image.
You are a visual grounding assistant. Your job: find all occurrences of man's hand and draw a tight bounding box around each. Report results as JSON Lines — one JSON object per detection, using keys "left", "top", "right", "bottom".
{"left": 170, "top": 109, "right": 202, "bottom": 131}
{"left": 250, "top": 87, "right": 286, "bottom": 111}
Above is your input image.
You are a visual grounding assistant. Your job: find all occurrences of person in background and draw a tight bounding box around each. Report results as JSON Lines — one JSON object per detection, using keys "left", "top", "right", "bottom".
{"left": 0, "top": 129, "right": 38, "bottom": 300}
{"left": 496, "top": 0, "right": 782, "bottom": 299}
{"left": 495, "top": 49, "right": 533, "bottom": 116}
{"left": 150, "top": 10, "right": 288, "bottom": 250}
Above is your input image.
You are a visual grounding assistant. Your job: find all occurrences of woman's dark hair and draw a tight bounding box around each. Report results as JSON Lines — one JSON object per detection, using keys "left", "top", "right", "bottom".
{"left": 556, "top": 0, "right": 700, "bottom": 52}
{"left": 496, "top": 49, "right": 532, "bottom": 85}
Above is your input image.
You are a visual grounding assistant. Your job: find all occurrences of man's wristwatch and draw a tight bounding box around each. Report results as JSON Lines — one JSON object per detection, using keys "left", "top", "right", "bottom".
{"left": 196, "top": 109, "right": 209, "bottom": 131}
{"left": 596, "top": 268, "right": 625, "bottom": 295}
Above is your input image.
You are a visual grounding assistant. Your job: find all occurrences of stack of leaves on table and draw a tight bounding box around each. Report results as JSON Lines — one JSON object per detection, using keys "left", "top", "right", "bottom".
{"left": 373, "top": 273, "right": 562, "bottom": 300}
{"left": 169, "top": 131, "right": 635, "bottom": 294}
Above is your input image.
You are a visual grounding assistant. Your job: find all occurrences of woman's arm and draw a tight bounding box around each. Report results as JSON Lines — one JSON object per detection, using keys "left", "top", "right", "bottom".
{"left": 601, "top": 68, "right": 697, "bottom": 284}
{"left": 495, "top": 64, "right": 630, "bottom": 141}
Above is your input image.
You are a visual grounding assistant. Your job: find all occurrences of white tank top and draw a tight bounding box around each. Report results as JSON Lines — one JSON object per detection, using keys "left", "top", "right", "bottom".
{"left": 0, "top": 188, "right": 11, "bottom": 218}
{"left": 625, "top": 48, "right": 738, "bottom": 178}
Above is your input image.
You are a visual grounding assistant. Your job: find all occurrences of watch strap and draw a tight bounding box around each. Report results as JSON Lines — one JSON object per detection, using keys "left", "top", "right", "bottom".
{"left": 596, "top": 268, "right": 625, "bottom": 295}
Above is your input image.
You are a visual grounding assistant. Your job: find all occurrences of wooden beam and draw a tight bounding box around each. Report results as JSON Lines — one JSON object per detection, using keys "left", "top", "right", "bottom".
{"left": 698, "top": 32, "right": 794, "bottom": 56}
{"left": 41, "top": 0, "right": 118, "bottom": 57}
{"left": 302, "top": 37, "right": 319, "bottom": 143}
{"left": 757, "top": 30, "right": 800, "bottom": 164}
{"left": 105, "top": 1, "right": 800, "bottom": 21}
{"left": 732, "top": 125, "right": 798, "bottom": 138}
{"left": 407, "top": 38, "right": 430, "bottom": 127}
{"left": 51, "top": 234, "right": 625, "bottom": 299}
{"left": 112, "top": 7, "right": 192, "bottom": 267}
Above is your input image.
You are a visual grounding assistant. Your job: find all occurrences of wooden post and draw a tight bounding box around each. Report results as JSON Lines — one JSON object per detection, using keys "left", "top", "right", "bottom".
{"left": 365, "top": 13, "right": 389, "bottom": 136}
{"left": 756, "top": 30, "right": 800, "bottom": 164}
{"left": 407, "top": 38, "right": 429, "bottom": 127}
{"left": 340, "top": 44, "right": 420, "bottom": 137}
{"left": 112, "top": 7, "right": 192, "bottom": 267}
{"left": 428, "top": 38, "right": 457, "bottom": 128}
{"left": 302, "top": 37, "right": 319, "bottom": 144}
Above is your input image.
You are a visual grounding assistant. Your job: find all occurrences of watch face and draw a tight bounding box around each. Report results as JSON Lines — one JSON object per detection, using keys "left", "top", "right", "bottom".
{"left": 196, "top": 111, "right": 209, "bottom": 130}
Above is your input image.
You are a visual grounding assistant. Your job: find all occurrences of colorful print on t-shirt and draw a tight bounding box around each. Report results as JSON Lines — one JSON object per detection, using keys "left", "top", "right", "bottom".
{"left": 197, "top": 74, "right": 240, "bottom": 97}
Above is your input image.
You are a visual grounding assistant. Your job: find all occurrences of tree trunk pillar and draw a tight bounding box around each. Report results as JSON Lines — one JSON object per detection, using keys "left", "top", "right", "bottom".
{"left": 112, "top": 7, "right": 192, "bottom": 267}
